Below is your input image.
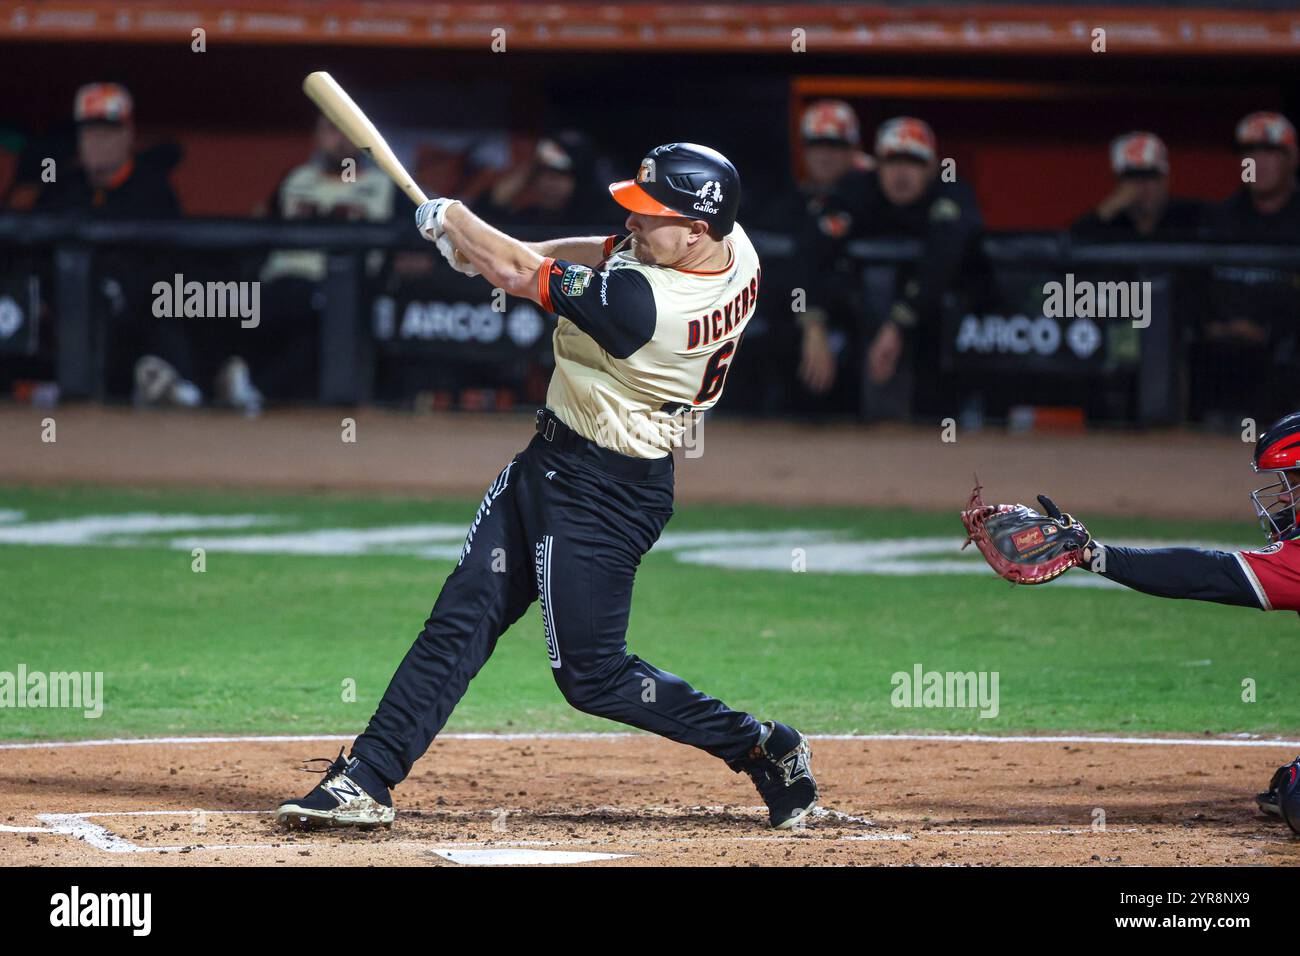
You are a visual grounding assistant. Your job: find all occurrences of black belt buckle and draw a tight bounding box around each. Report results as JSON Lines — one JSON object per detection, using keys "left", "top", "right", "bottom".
{"left": 536, "top": 409, "right": 557, "bottom": 442}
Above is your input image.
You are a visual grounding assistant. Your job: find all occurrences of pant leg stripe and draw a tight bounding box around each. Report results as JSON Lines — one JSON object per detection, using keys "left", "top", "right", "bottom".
{"left": 543, "top": 534, "right": 561, "bottom": 669}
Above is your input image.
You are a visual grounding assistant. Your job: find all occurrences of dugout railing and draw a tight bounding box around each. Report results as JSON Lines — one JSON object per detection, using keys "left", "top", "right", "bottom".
{"left": 1, "top": 214, "right": 1298, "bottom": 422}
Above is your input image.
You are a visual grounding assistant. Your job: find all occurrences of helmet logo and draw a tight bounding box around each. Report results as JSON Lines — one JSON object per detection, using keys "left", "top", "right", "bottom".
{"left": 693, "top": 180, "right": 723, "bottom": 215}
{"left": 695, "top": 180, "right": 723, "bottom": 202}
{"left": 637, "top": 159, "right": 656, "bottom": 183}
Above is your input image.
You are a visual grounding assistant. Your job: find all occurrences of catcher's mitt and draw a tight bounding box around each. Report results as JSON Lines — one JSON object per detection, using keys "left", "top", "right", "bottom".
{"left": 960, "top": 484, "right": 1093, "bottom": 585}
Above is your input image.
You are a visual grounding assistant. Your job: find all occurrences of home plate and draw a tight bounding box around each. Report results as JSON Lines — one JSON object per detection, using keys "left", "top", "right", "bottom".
{"left": 431, "top": 847, "right": 627, "bottom": 866}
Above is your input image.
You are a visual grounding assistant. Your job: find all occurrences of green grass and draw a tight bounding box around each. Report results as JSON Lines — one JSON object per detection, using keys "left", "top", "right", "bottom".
{"left": 0, "top": 483, "right": 1294, "bottom": 741}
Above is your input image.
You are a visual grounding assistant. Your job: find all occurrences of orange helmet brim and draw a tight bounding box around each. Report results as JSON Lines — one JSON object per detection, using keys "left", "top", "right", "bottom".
{"left": 608, "top": 179, "right": 685, "bottom": 218}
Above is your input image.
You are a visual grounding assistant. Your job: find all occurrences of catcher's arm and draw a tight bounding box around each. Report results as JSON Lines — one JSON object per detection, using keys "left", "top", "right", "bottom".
{"left": 1089, "top": 544, "right": 1263, "bottom": 608}
{"left": 962, "top": 483, "right": 1264, "bottom": 605}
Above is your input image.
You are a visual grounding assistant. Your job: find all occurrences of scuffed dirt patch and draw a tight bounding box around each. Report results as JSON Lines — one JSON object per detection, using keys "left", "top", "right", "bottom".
{"left": 2, "top": 735, "right": 1297, "bottom": 866}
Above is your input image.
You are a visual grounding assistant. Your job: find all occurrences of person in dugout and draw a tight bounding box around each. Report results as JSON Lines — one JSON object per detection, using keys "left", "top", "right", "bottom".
{"left": 1194, "top": 112, "right": 1300, "bottom": 426}
{"left": 742, "top": 99, "right": 871, "bottom": 415}
{"left": 798, "top": 116, "right": 984, "bottom": 421}
{"left": 31, "top": 83, "right": 201, "bottom": 406}
{"left": 785, "top": 100, "right": 872, "bottom": 412}
{"left": 1071, "top": 131, "right": 1203, "bottom": 240}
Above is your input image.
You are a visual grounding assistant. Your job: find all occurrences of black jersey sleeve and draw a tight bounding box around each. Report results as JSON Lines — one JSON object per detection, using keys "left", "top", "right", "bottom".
{"left": 537, "top": 258, "right": 657, "bottom": 359}
{"left": 1095, "top": 544, "right": 1262, "bottom": 609}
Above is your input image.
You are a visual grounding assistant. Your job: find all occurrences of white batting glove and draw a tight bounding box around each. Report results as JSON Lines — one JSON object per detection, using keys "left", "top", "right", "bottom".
{"left": 415, "top": 197, "right": 461, "bottom": 242}
{"left": 436, "top": 233, "right": 479, "bottom": 277}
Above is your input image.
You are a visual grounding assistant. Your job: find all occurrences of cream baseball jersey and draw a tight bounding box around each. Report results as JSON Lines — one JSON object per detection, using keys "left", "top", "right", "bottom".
{"left": 536, "top": 222, "right": 762, "bottom": 459}
{"left": 261, "top": 163, "right": 396, "bottom": 283}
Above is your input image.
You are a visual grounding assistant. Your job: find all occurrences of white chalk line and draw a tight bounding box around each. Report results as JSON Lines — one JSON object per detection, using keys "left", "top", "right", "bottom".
{"left": 0, "top": 811, "right": 629, "bottom": 858}
{"left": 3, "top": 808, "right": 1036, "bottom": 854}
{"left": 0, "top": 733, "right": 359, "bottom": 750}
{"left": 18, "top": 805, "right": 1288, "bottom": 856}
{"left": 0, "top": 806, "right": 892, "bottom": 856}
{"left": 4, "top": 808, "right": 1188, "bottom": 855}
{"left": 4, "top": 805, "right": 1256, "bottom": 856}
{"left": 2, "top": 731, "right": 1299, "bottom": 751}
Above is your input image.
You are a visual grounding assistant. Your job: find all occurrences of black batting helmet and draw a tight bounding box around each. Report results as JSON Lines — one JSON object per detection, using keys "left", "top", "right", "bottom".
{"left": 608, "top": 143, "right": 740, "bottom": 235}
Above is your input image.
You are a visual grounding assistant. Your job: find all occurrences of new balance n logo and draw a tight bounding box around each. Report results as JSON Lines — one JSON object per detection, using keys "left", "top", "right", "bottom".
{"left": 779, "top": 747, "right": 810, "bottom": 785}
{"left": 325, "top": 774, "right": 364, "bottom": 803}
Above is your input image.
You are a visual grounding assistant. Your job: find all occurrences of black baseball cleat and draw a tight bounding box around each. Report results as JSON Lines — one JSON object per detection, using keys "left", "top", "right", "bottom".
{"left": 732, "top": 721, "right": 819, "bottom": 829}
{"left": 276, "top": 748, "right": 395, "bottom": 829}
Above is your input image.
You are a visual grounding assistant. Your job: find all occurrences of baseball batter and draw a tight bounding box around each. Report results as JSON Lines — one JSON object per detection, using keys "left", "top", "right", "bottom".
{"left": 277, "top": 143, "right": 819, "bottom": 830}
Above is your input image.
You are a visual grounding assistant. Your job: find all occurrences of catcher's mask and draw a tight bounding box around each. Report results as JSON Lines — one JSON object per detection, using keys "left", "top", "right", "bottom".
{"left": 1251, "top": 410, "right": 1300, "bottom": 542}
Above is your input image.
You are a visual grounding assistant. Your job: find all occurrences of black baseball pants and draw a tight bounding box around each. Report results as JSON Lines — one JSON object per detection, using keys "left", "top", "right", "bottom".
{"left": 352, "top": 409, "right": 763, "bottom": 787}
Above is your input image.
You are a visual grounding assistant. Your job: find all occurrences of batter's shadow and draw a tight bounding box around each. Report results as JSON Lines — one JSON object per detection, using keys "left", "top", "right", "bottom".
{"left": 885, "top": 791, "right": 1271, "bottom": 832}
{"left": 404, "top": 804, "right": 774, "bottom": 830}
{"left": 1, "top": 771, "right": 292, "bottom": 811}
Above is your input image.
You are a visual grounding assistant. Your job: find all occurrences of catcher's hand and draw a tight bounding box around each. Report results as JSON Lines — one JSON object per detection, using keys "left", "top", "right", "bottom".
{"left": 960, "top": 484, "right": 1095, "bottom": 585}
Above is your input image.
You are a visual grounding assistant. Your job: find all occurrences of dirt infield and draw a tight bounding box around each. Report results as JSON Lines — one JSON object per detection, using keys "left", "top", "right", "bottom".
{"left": 0, "top": 404, "right": 1260, "bottom": 518}
{"left": 2, "top": 734, "right": 1297, "bottom": 867}
{"left": 3, "top": 405, "right": 1291, "bottom": 866}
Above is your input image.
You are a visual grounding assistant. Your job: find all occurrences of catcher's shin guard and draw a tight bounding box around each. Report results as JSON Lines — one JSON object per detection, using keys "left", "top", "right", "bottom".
{"left": 1261, "top": 756, "right": 1300, "bottom": 833}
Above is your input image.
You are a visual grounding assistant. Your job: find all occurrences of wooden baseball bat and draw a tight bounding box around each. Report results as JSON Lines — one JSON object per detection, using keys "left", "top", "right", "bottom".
{"left": 302, "top": 71, "right": 429, "bottom": 206}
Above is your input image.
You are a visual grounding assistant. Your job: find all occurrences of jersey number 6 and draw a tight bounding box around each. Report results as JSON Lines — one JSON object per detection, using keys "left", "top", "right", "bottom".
{"left": 694, "top": 340, "right": 735, "bottom": 405}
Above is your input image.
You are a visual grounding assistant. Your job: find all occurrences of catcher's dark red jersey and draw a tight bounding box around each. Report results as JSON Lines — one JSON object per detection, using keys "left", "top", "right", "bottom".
{"left": 1237, "top": 540, "right": 1300, "bottom": 611}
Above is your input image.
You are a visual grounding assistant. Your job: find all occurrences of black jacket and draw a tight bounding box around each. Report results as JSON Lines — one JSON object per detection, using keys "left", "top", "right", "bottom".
{"left": 33, "top": 142, "right": 182, "bottom": 219}
{"left": 1205, "top": 186, "right": 1300, "bottom": 241}
{"left": 810, "top": 170, "right": 985, "bottom": 331}
{"left": 1071, "top": 197, "right": 1204, "bottom": 241}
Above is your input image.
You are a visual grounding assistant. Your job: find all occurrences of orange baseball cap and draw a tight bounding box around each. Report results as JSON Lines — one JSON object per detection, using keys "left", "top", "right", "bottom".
{"left": 1110, "top": 132, "right": 1169, "bottom": 175}
{"left": 74, "top": 83, "right": 133, "bottom": 124}
{"left": 875, "top": 117, "right": 936, "bottom": 163}
{"left": 801, "top": 100, "right": 860, "bottom": 146}
{"left": 1236, "top": 111, "right": 1297, "bottom": 154}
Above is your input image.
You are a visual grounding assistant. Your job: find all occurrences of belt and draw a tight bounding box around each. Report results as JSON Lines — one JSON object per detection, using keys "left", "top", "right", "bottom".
{"left": 533, "top": 408, "right": 673, "bottom": 481}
